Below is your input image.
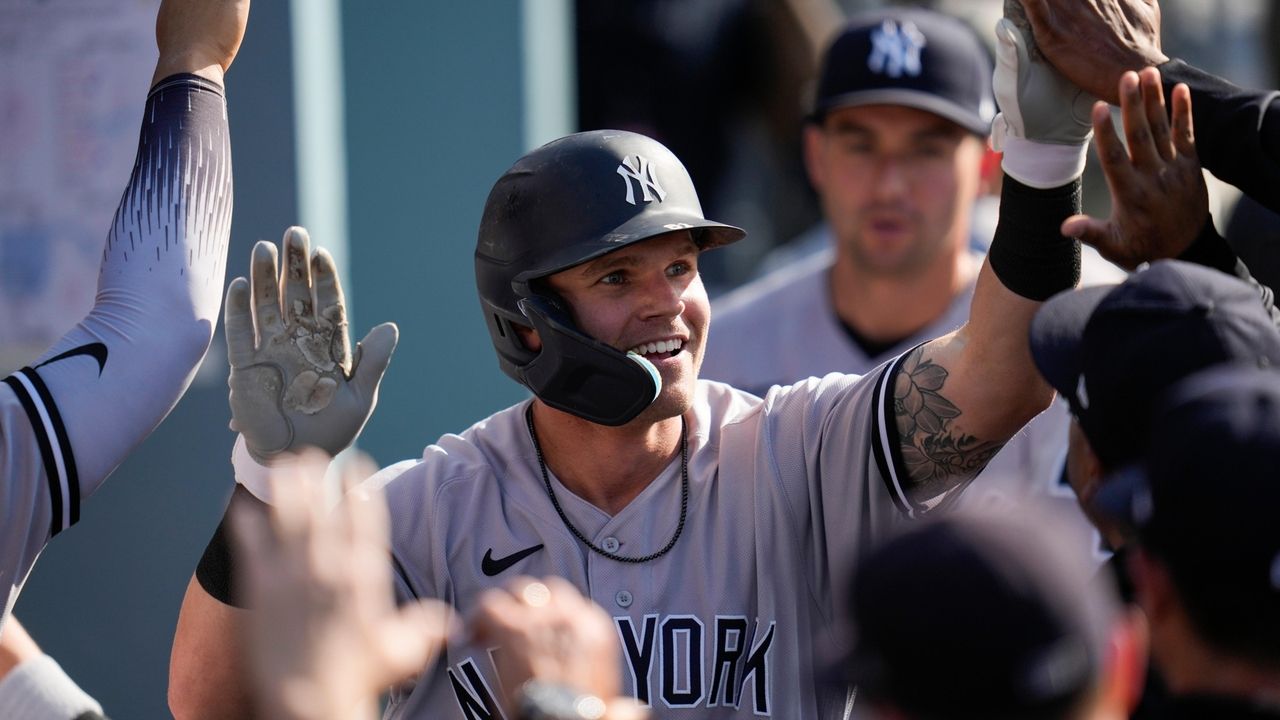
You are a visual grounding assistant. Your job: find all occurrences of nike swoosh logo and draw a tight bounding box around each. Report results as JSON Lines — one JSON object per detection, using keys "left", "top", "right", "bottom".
{"left": 481, "top": 543, "right": 545, "bottom": 577}
{"left": 37, "top": 342, "right": 108, "bottom": 376}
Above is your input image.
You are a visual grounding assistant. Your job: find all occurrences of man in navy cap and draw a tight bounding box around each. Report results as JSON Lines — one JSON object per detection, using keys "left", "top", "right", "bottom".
{"left": 1029, "top": 260, "right": 1280, "bottom": 550}
{"left": 1098, "top": 365, "right": 1280, "bottom": 716}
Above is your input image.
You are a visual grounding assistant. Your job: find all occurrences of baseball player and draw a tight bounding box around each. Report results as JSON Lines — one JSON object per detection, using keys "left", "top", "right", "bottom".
{"left": 170, "top": 15, "right": 1089, "bottom": 717}
{"left": 702, "top": 8, "right": 1108, "bottom": 545}
{"left": 0, "top": 0, "right": 243, "bottom": 627}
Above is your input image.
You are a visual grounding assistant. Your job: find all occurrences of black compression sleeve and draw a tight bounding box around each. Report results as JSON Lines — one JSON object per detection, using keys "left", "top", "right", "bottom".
{"left": 988, "top": 177, "right": 1082, "bottom": 301}
{"left": 195, "top": 485, "right": 259, "bottom": 608}
{"left": 1178, "top": 216, "right": 1280, "bottom": 329}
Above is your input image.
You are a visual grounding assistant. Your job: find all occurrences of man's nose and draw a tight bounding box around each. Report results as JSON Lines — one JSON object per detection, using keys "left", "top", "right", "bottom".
{"left": 871, "top": 155, "right": 910, "bottom": 199}
{"left": 637, "top": 275, "right": 685, "bottom": 319}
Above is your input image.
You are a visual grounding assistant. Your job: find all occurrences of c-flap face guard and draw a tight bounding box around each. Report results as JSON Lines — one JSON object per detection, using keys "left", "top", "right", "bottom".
{"left": 516, "top": 294, "right": 660, "bottom": 426}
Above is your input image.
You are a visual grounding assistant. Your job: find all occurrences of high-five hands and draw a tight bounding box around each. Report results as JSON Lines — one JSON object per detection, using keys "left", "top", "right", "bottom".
{"left": 225, "top": 227, "right": 397, "bottom": 463}
{"left": 1061, "top": 68, "right": 1208, "bottom": 269}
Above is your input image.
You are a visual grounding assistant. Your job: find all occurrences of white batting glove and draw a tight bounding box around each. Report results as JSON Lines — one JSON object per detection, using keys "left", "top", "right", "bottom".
{"left": 991, "top": 16, "right": 1097, "bottom": 188}
{"left": 225, "top": 227, "right": 397, "bottom": 467}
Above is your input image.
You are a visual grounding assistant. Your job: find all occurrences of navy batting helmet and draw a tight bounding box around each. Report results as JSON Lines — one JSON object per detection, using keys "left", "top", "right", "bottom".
{"left": 475, "top": 130, "right": 745, "bottom": 426}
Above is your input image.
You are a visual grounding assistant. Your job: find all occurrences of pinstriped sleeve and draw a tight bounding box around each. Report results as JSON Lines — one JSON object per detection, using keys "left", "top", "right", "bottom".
{"left": 0, "top": 74, "right": 233, "bottom": 624}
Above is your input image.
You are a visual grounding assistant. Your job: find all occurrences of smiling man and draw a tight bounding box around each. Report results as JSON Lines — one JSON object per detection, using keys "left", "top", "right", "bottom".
{"left": 171, "top": 97, "right": 1084, "bottom": 716}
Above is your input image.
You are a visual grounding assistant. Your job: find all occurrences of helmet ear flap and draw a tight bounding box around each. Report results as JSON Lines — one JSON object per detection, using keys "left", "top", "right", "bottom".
{"left": 517, "top": 295, "right": 660, "bottom": 426}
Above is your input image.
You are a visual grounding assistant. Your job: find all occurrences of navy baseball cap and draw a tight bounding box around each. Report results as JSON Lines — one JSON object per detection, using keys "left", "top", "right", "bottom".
{"left": 844, "top": 511, "right": 1117, "bottom": 720}
{"left": 1029, "top": 260, "right": 1280, "bottom": 469}
{"left": 1097, "top": 366, "right": 1280, "bottom": 653}
{"left": 811, "top": 7, "right": 995, "bottom": 135}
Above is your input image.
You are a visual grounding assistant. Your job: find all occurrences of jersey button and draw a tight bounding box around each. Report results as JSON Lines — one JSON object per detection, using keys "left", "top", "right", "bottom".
{"left": 602, "top": 537, "right": 621, "bottom": 553}
{"left": 615, "top": 590, "right": 633, "bottom": 608}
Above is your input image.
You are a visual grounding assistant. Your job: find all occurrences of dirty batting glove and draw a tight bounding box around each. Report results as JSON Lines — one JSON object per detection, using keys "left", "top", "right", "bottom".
{"left": 225, "top": 227, "right": 397, "bottom": 475}
{"left": 991, "top": 16, "right": 1096, "bottom": 188}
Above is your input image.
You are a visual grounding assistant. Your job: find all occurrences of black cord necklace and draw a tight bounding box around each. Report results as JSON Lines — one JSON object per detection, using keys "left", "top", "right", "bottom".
{"left": 524, "top": 405, "right": 688, "bottom": 564}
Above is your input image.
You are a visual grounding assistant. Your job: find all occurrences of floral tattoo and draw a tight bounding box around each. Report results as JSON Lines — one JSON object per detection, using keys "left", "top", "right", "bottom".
{"left": 893, "top": 348, "right": 1004, "bottom": 502}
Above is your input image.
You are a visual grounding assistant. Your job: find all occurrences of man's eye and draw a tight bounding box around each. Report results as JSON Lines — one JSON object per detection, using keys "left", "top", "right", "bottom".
{"left": 913, "top": 144, "right": 948, "bottom": 159}
{"left": 667, "top": 262, "right": 691, "bottom": 277}
{"left": 599, "top": 272, "right": 624, "bottom": 285}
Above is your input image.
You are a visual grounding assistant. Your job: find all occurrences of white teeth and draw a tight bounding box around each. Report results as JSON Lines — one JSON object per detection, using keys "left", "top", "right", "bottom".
{"left": 627, "top": 339, "right": 684, "bottom": 356}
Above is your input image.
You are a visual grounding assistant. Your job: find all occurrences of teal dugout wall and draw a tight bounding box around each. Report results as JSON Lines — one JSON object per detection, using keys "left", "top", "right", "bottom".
{"left": 341, "top": 2, "right": 573, "bottom": 464}
{"left": 16, "top": 3, "right": 569, "bottom": 716}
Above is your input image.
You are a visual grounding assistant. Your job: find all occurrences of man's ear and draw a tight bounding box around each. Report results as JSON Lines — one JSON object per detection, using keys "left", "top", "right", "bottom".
{"left": 979, "top": 145, "right": 1003, "bottom": 197}
{"left": 803, "top": 124, "right": 828, "bottom": 193}
{"left": 515, "top": 324, "right": 542, "bottom": 353}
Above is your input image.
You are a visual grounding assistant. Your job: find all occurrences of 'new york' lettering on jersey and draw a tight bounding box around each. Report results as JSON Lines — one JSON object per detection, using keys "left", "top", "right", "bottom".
{"left": 367, "top": 362, "right": 919, "bottom": 719}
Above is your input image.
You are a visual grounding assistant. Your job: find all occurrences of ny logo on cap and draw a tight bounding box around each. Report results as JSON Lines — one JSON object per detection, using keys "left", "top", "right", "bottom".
{"left": 868, "top": 19, "right": 927, "bottom": 78}
{"left": 616, "top": 155, "right": 667, "bottom": 206}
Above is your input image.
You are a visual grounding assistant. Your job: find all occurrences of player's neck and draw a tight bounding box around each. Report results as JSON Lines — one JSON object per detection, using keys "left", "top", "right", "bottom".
{"left": 529, "top": 401, "right": 683, "bottom": 515}
{"left": 829, "top": 246, "right": 975, "bottom": 344}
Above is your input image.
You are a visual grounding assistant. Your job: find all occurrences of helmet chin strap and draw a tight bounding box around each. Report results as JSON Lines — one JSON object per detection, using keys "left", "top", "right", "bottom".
{"left": 516, "top": 295, "right": 661, "bottom": 426}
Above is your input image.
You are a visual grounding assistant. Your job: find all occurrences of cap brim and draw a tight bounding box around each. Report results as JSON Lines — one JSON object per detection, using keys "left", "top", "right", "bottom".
{"left": 519, "top": 212, "right": 746, "bottom": 284}
{"left": 812, "top": 89, "right": 992, "bottom": 136}
{"left": 1029, "top": 284, "right": 1113, "bottom": 401}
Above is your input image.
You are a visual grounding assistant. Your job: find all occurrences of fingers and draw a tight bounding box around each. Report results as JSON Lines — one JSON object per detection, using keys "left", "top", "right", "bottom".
{"left": 281, "top": 227, "right": 315, "bottom": 326}
{"left": 312, "top": 248, "right": 352, "bottom": 372}
{"left": 1118, "top": 72, "right": 1160, "bottom": 169}
{"left": 375, "top": 600, "right": 455, "bottom": 685}
{"left": 1090, "top": 101, "right": 1136, "bottom": 191}
{"left": 336, "top": 456, "right": 389, "bottom": 553}
{"left": 352, "top": 323, "right": 400, "bottom": 399}
{"left": 225, "top": 276, "right": 257, "bottom": 366}
{"left": 1138, "top": 67, "right": 1173, "bottom": 162}
{"left": 251, "top": 241, "right": 284, "bottom": 339}
{"left": 1171, "top": 83, "right": 1196, "bottom": 157}
{"left": 1017, "top": 0, "right": 1053, "bottom": 39}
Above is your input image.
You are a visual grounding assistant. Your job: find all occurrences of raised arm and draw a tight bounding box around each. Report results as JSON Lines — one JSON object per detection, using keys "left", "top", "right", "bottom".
{"left": 0, "top": 0, "right": 246, "bottom": 627}
{"left": 170, "top": 229, "right": 397, "bottom": 719}
{"left": 885, "top": 13, "right": 1088, "bottom": 505}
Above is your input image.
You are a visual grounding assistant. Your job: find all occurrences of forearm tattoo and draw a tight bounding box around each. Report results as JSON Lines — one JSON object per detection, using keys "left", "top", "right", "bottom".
{"left": 893, "top": 348, "right": 1004, "bottom": 502}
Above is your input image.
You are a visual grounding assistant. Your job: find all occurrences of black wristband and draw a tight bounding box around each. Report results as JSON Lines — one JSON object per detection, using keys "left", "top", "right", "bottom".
{"left": 1176, "top": 214, "right": 1236, "bottom": 274}
{"left": 988, "top": 177, "right": 1082, "bottom": 301}
{"left": 195, "top": 485, "right": 259, "bottom": 608}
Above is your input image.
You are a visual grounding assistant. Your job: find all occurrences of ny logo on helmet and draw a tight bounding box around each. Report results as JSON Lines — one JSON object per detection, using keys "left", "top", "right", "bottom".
{"left": 867, "top": 19, "right": 926, "bottom": 78}
{"left": 616, "top": 155, "right": 667, "bottom": 206}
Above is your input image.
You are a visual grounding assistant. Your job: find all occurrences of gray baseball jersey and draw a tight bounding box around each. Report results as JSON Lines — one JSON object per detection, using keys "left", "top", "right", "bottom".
{"left": 702, "top": 245, "right": 1087, "bottom": 527}
{"left": 369, "top": 363, "right": 932, "bottom": 719}
{"left": 0, "top": 75, "right": 232, "bottom": 630}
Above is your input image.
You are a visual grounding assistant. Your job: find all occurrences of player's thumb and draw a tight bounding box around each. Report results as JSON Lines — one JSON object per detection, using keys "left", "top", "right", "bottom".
{"left": 224, "top": 276, "right": 257, "bottom": 367}
{"left": 1061, "top": 216, "right": 1126, "bottom": 267}
{"left": 352, "top": 322, "right": 399, "bottom": 399}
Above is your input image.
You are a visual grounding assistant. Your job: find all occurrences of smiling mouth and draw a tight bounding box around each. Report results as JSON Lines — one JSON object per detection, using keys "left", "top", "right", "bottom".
{"left": 626, "top": 338, "right": 685, "bottom": 359}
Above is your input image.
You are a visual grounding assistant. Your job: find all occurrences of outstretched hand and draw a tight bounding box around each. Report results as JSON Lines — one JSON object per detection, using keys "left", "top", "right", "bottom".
{"left": 232, "top": 449, "right": 453, "bottom": 720}
{"left": 225, "top": 226, "right": 398, "bottom": 463}
{"left": 1061, "top": 68, "right": 1208, "bottom": 270}
{"left": 470, "top": 577, "right": 649, "bottom": 720}
{"left": 1018, "top": 0, "right": 1168, "bottom": 105}
{"left": 152, "top": 0, "right": 251, "bottom": 86}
